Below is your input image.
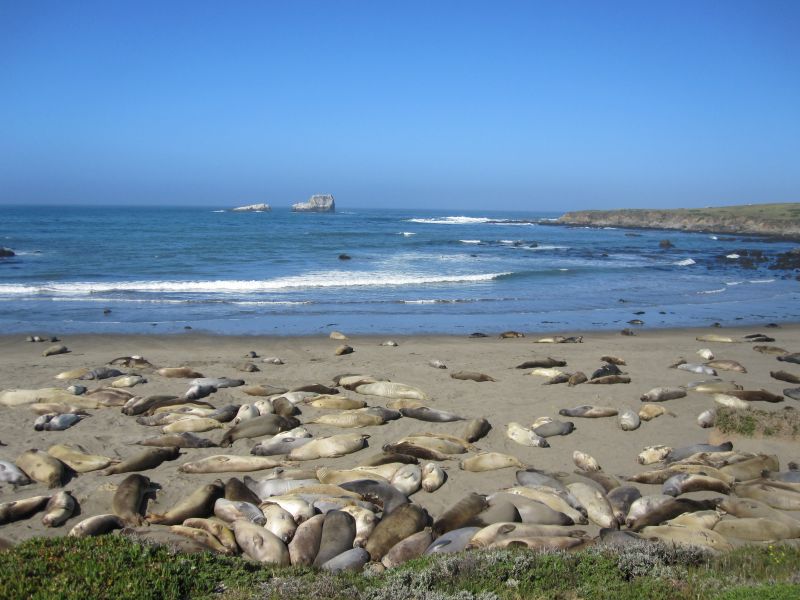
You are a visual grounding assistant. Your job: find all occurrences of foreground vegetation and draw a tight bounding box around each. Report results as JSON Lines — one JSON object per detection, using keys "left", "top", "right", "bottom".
{"left": 1, "top": 535, "right": 799, "bottom": 600}
{"left": 715, "top": 406, "right": 800, "bottom": 440}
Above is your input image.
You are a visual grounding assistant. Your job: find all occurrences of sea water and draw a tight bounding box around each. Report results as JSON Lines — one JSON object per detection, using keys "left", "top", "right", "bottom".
{"left": 0, "top": 205, "right": 797, "bottom": 335}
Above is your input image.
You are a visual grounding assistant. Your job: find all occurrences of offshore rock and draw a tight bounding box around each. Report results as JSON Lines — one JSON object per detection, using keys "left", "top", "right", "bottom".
{"left": 232, "top": 203, "right": 271, "bottom": 212}
{"left": 292, "top": 194, "right": 335, "bottom": 213}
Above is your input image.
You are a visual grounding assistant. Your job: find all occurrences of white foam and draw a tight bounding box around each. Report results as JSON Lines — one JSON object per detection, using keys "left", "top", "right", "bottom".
{"left": 710, "top": 235, "right": 718, "bottom": 240}
{"left": 749, "top": 279, "right": 775, "bottom": 284}
{"left": 522, "top": 245, "right": 570, "bottom": 251}
{"left": 398, "top": 232, "right": 416, "bottom": 236}
{"left": 402, "top": 299, "right": 440, "bottom": 304}
{"left": 726, "top": 254, "right": 740, "bottom": 259}
{"left": 0, "top": 272, "right": 511, "bottom": 295}
{"left": 407, "top": 216, "right": 492, "bottom": 225}
{"left": 459, "top": 240, "right": 481, "bottom": 244}
{"left": 698, "top": 288, "right": 726, "bottom": 294}
{"left": 558, "top": 268, "right": 569, "bottom": 271}
{"left": 211, "top": 210, "right": 225, "bottom": 213}
{"left": 725, "top": 281, "right": 743, "bottom": 286}
{"left": 675, "top": 258, "right": 696, "bottom": 266}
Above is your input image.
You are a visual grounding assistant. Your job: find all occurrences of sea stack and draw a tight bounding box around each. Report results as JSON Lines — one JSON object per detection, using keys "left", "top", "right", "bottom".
{"left": 231, "top": 203, "right": 271, "bottom": 212}
{"left": 292, "top": 194, "right": 335, "bottom": 213}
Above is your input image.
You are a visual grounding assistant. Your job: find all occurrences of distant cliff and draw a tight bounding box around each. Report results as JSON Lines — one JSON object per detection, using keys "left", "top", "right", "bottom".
{"left": 292, "top": 194, "right": 335, "bottom": 212}
{"left": 556, "top": 203, "right": 800, "bottom": 239}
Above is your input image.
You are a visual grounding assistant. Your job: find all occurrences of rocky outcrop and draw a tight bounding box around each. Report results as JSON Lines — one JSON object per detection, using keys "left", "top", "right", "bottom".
{"left": 0, "top": 247, "right": 14, "bottom": 258}
{"left": 556, "top": 204, "right": 800, "bottom": 239}
{"left": 292, "top": 194, "right": 335, "bottom": 213}
{"left": 232, "top": 203, "right": 271, "bottom": 212}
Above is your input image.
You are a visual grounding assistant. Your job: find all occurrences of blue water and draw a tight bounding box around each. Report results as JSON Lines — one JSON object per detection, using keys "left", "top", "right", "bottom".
{"left": 0, "top": 206, "right": 798, "bottom": 335}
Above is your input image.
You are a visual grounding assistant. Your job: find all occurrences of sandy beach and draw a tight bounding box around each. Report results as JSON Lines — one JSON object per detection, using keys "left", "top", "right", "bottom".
{"left": 1, "top": 324, "right": 798, "bottom": 548}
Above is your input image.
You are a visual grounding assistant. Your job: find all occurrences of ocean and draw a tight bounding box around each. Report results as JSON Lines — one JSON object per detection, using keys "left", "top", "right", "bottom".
{"left": 0, "top": 205, "right": 798, "bottom": 335}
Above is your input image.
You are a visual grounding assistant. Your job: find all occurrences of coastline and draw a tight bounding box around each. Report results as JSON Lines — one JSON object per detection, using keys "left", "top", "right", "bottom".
{"left": 1, "top": 323, "right": 798, "bottom": 547}
{"left": 552, "top": 204, "right": 800, "bottom": 241}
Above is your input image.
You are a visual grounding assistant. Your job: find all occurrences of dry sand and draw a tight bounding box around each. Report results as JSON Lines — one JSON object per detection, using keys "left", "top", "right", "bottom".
{"left": 1, "top": 325, "right": 798, "bottom": 543}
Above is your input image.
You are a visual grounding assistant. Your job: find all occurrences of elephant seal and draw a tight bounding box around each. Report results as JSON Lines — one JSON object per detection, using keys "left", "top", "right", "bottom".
{"left": 341, "top": 480, "right": 409, "bottom": 515}
{"left": 360, "top": 452, "right": 419, "bottom": 467}
{"left": 335, "top": 344, "right": 354, "bottom": 355}
{"left": 321, "top": 547, "right": 370, "bottom": 573}
{"left": 225, "top": 478, "right": 263, "bottom": 505}
{"left": 16, "top": 450, "right": 65, "bottom": 488}
{"left": 400, "top": 406, "right": 464, "bottom": 422}
{"left": 0, "top": 460, "right": 31, "bottom": 485}
{"left": 640, "top": 387, "right": 686, "bottom": 402}
{"left": 463, "top": 418, "right": 491, "bottom": 442}
{"left": 339, "top": 505, "right": 377, "bottom": 547}
{"left": 214, "top": 499, "right": 265, "bottom": 524}
{"left": 697, "top": 409, "right": 716, "bottom": 428}
{"left": 559, "top": 405, "right": 617, "bottom": 418}
{"left": 587, "top": 375, "right": 630, "bottom": 384}
{"left": 314, "top": 510, "right": 356, "bottom": 566}
{"left": 426, "top": 527, "right": 482, "bottom": 554}
{"left": 591, "top": 363, "right": 622, "bottom": 379}
{"left": 573, "top": 450, "right": 601, "bottom": 472}
{"left": 607, "top": 486, "right": 641, "bottom": 526}
{"left": 566, "top": 483, "right": 616, "bottom": 529}
{"left": 157, "top": 367, "right": 204, "bottom": 378}
{"left": 637, "top": 445, "right": 672, "bottom": 465}
{"left": 251, "top": 435, "right": 312, "bottom": 457}
{"left": 461, "top": 452, "right": 525, "bottom": 472}
{"left": 169, "top": 525, "right": 232, "bottom": 554}
{"left": 706, "top": 359, "right": 747, "bottom": 373}
{"left": 784, "top": 387, "right": 800, "bottom": 400}
{"left": 516, "top": 469, "right": 567, "bottom": 491}
{"left": 42, "top": 491, "right": 76, "bottom": 527}
{"left": 69, "top": 514, "right": 126, "bottom": 537}
{"left": 354, "top": 381, "right": 427, "bottom": 400}
{"left": 488, "top": 492, "right": 574, "bottom": 525}
{"left": 467, "top": 523, "right": 587, "bottom": 549}
{"left": 506, "top": 422, "right": 549, "bottom": 447}
{"left": 136, "top": 432, "right": 217, "bottom": 448}
{"left": 618, "top": 409, "right": 641, "bottom": 431}
{"left": 777, "top": 353, "right": 800, "bottom": 364}
{"left": 233, "top": 519, "right": 290, "bottom": 565}
{"left": 113, "top": 474, "right": 155, "bottom": 526}
{"left": 450, "top": 371, "right": 496, "bottom": 382}
{"left": 433, "top": 493, "right": 487, "bottom": 535}
{"left": 726, "top": 389, "right": 784, "bottom": 403}
{"left": 262, "top": 504, "right": 297, "bottom": 543}
{"left": 312, "top": 412, "right": 385, "bottom": 428}
{"left": 627, "top": 497, "right": 721, "bottom": 531}
{"left": 382, "top": 528, "right": 433, "bottom": 568}
{"left": 382, "top": 442, "right": 449, "bottom": 462}
{"left": 365, "top": 503, "right": 427, "bottom": 561}
{"left": 42, "top": 344, "right": 68, "bottom": 357}
{"left": 0, "top": 495, "right": 51, "bottom": 524}
{"left": 179, "top": 455, "right": 284, "bottom": 474}
{"left": 638, "top": 404, "right": 673, "bottom": 421}
{"left": 147, "top": 480, "right": 224, "bottom": 525}
{"left": 288, "top": 433, "right": 369, "bottom": 460}
{"left": 662, "top": 473, "right": 731, "bottom": 496}
{"left": 771, "top": 370, "right": 800, "bottom": 384}
{"left": 665, "top": 441, "right": 733, "bottom": 463}
{"left": 516, "top": 357, "right": 566, "bottom": 369}
{"left": 288, "top": 513, "right": 325, "bottom": 566}
{"left": 220, "top": 415, "right": 300, "bottom": 447}
{"left": 103, "top": 447, "right": 180, "bottom": 475}
{"left": 464, "top": 500, "right": 521, "bottom": 528}
{"left": 421, "top": 463, "right": 447, "bottom": 492}
{"left": 532, "top": 420, "right": 575, "bottom": 437}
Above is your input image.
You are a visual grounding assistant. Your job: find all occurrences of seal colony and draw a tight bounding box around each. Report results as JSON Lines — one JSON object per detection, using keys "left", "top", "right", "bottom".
{"left": 0, "top": 326, "right": 799, "bottom": 571}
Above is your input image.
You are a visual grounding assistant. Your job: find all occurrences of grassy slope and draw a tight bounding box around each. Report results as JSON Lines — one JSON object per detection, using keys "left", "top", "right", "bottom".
{"left": 0, "top": 535, "right": 799, "bottom": 600}
{"left": 556, "top": 203, "right": 800, "bottom": 237}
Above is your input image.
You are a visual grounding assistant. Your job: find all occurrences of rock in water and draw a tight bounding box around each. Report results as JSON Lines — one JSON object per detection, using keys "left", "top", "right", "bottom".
{"left": 231, "top": 203, "right": 271, "bottom": 212}
{"left": 292, "top": 194, "right": 335, "bottom": 212}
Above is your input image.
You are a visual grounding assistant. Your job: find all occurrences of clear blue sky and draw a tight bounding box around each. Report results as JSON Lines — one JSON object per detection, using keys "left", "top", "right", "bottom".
{"left": 1, "top": 0, "right": 798, "bottom": 210}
